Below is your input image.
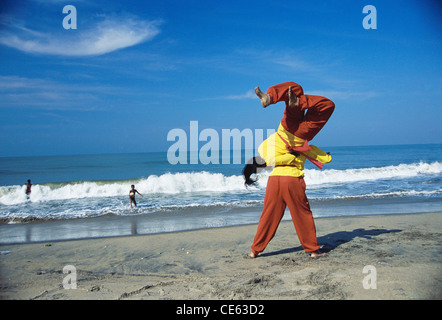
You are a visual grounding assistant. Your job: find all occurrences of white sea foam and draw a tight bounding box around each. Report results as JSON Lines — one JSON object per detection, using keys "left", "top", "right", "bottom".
{"left": 0, "top": 172, "right": 248, "bottom": 205}
{"left": 310, "top": 189, "right": 442, "bottom": 201}
{"left": 0, "top": 161, "right": 440, "bottom": 206}
{"left": 304, "top": 161, "right": 442, "bottom": 186}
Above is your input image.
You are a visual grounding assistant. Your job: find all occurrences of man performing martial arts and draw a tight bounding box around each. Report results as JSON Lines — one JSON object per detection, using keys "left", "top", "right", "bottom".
{"left": 244, "top": 81, "right": 335, "bottom": 259}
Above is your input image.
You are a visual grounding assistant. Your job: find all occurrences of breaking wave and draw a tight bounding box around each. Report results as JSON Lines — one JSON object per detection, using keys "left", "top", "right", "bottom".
{"left": 0, "top": 161, "right": 440, "bottom": 206}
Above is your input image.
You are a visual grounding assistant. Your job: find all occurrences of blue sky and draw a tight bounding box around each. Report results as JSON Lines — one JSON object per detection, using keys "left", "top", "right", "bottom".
{"left": 0, "top": 0, "right": 441, "bottom": 157}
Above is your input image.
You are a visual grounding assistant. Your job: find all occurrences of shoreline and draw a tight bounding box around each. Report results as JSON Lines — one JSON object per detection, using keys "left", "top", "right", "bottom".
{"left": 0, "top": 211, "right": 426, "bottom": 244}
{"left": 1, "top": 212, "right": 441, "bottom": 300}
{"left": 1, "top": 197, "right": 441, "bottom": 244}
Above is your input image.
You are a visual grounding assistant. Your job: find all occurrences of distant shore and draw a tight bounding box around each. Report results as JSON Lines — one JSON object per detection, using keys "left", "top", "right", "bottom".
{"left": 1, "top": 212, "right": 440, "bottom": 300}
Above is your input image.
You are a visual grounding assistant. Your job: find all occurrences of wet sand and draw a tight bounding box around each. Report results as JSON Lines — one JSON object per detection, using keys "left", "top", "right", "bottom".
{"left": 0, "top": 212, "right": 441, "bottom": 300}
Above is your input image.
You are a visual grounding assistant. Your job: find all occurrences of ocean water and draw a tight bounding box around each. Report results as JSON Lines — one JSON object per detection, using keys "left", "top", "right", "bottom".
{"left": 0, "top": 144, "right": 441, "bottom": 243}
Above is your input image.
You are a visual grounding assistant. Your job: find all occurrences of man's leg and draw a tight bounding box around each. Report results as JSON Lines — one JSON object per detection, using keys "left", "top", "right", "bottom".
{"left": 254, "top": 86, "right": 271, "bottom": 108}
{"left": 250, "top": 176, "right": 287, "bottom": 257}
{"left": 255, "top": 81, "right": 304, "bottom": 108}
{"left": 292, "top": 95, "right": 335, "bottom": 141}
{"left": 254, "top": 81, "right": 335, "bottom": 144}
{"left": 281, "top": 176, "right": 323, "bottom": 256}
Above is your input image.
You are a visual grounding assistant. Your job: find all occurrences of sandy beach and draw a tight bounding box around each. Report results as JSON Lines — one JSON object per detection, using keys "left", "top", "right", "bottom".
{"left": 0, "top": 212, "right": 441, "bottom": 301}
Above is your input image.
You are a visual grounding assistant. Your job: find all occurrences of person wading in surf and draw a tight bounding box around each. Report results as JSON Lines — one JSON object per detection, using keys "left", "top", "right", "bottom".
{"left": 25, "top": 179, "right": 32, "bottom": 199}
{"left": 129, "top": 184, "right": 143, "bottom": 208}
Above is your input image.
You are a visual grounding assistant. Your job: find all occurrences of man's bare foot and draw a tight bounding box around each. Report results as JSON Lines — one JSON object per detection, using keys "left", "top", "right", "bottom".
{"left": 288, "top": 86, "right": 299, "bottom": 108}
{"left": 310, "top": 250, "right": 326, "bottom": 258}
{"left": 248, "top": 251, "right": 258, "bottom": 258}
{"left": 254, "top": 86, "right": 270, "bottom": 108}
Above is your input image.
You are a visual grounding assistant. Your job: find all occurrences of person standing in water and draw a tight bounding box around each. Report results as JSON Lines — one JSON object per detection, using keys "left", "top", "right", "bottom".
{"left": 25, "top": 179, "right": 32, "bottom": 199}
{"left": 129, "top": 185, "right": 143, "bottom": 208}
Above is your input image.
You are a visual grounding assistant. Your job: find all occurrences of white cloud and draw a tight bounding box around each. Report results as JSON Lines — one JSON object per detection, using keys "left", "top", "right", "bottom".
{"left": 196, "top": 89, "right": 256, "bottom": 102}
{"left": 0, "top": 75, "right": 118, "bottom": 110}
{"left": 0, "top": 17, "right": 161, "bottom": 57}
{"left": 224, "top": 90, "right": 256, "bottom": 100}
